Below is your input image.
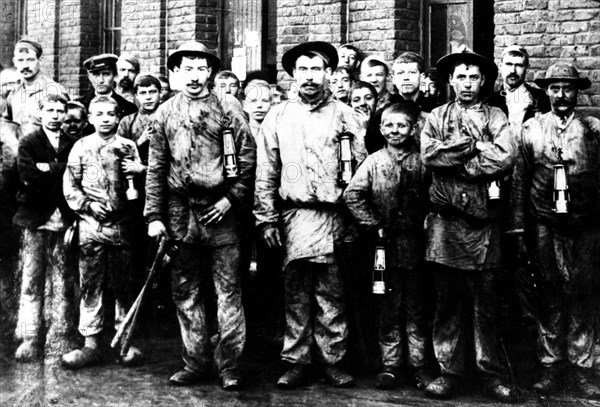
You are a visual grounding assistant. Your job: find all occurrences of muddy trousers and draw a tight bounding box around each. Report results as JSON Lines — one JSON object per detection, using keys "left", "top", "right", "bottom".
{"left": 170, "top": 243, "right": 245, "bottom": 377}
{"left": 78, "top": 241, "right": 133, "bottom": 337}
{"left": 281, "top": 259, "right": 348, "bottom": 366}
{"left": 378, "top": 266, "right": 433, "bottom": 370}
{"left": 15, "top": 228, "right": 77, "bottom": 352}
{"left": 431, "top": 264, "right": 506, "bottom": 380}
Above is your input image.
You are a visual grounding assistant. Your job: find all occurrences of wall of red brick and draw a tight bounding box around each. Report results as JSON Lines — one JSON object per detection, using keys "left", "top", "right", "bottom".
{"left": 494, "top": 0, "right": 600, "bottom": 117}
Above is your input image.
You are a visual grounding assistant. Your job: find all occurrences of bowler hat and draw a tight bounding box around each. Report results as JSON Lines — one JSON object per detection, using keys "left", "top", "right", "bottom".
{"left": 282, "top": 41, "right": 338, "bottom": 76}
{"left": 436, "top": 49, "right": 498, "bottom": 82}
{"left": 534, "top": 62, "right": 591, "bottom": 90}
{"left": 83, "top": 54, "right": 118, "bottom": 72}
{"left": 167, "top": 41, "right": 221, "bottom": 72}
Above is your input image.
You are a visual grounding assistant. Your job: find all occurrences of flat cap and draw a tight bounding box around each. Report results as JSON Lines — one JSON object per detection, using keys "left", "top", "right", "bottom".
{"left": 83, "top": 54, "right": 118, "bottom": 72}
{"left": 15, "top": 37, "right": 43, "bottom": 57}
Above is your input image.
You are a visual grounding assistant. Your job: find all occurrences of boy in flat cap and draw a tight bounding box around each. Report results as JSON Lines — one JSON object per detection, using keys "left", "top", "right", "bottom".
{"left": 8, "top": 38, "right": 69, "bottom": 137}
{"left": 420, "top": 50, "right": 516, "bottom": 402}
{"left": 507, "top": 63, "right": 600, "bottom": 399}
{"left": 145, "top": 41, "right": 255, "bottom": 390}
{"left": 78, "top": 54, "right": 137, "bottom": 127}
{"left": 254, "top": 41, "right": 367, "bottom": 389}
{"left": 116, "top": 55, "right": 140, "bottom": 103}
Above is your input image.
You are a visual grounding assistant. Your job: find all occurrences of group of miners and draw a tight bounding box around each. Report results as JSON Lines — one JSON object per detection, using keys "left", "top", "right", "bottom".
{"left": 0, "top": 34, "right": 599, "bottom": 403}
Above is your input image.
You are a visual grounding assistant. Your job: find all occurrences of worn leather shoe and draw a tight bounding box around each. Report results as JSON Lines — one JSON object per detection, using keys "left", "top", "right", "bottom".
{"left": 323, "top": 365, "right": 354, "bottom": 388}
{"left": 61, "top": 346, "right": 101, "bottom": 369}
{"left": 221, "top": 372, "right": 242, "bottom": 391}
{"left": 425, "top": 374, "right": 460, "bottom": 399}
{"left": 412, "top": 368, "right": 436, "bottom": 391}
{"left": 573, "top": 368, "right": 600, "bottom": 400}
{"left": 169, "top": 369, "right": 206, "bottom": 386}
{"left": 532, "top": 367, "right": 560, "bottom": 395}
{"left": 277, "top": 364, "right": 310, "bottom": 389}
{"left": 15, "top": 339, "right": 41, "bottom": 363}
{"left": 376, "top": 367, "right": 401, "bottom": 390}
{"left": 486, "top": 378, "right": 517, "bottom": 403}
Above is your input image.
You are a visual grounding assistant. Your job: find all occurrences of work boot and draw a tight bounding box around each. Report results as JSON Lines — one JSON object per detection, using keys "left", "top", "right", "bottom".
{"left": 425, "top": 374, "right": 461, "bottom": 399}
{"left": 573, "top": 368, "right": 600, "bottom": 400}
{"left": 61, "top": 346, "right": 101, "bottom": 369}
{"left": 322, "top": 365, "right": 354, "bottom": 388}
{"left": 15, "top": 338, "right": 41, "bottom": 362}
{"left": 221, "top": 371, "right": 242, "bottom": 391}
{"left": 169, "top": 368, "right": 208, "bottom": 386}
{"left": 532, "top": 366, "right": 560, "bottom": 395}
{"left": 376, "top": 366, "right": 402, "bottom": 390}
{"left": 277, "top": 364, "right": 310, "bottom": 389}
{"left": 485, "top": 377, "right": 517, "bottom": 403}
{"left": 119, "top": 346, "right": 144, "bottom": 367}
{"left": 412, "top": 368, "right": 436, "bottom": 390}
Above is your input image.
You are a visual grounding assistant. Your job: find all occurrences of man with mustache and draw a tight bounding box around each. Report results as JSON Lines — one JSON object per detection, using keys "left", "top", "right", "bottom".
{"left": 507, "top": 63, "right": 600, "bottom": 399}
{"left": 145, "top": 41, "right": 255, "bottom": 390}
{"left": 78, "top": 54, "right": 137, "bottom": 133}
{"left": 420, "top": 50, "right": 516, "bottom": 402}
{"left": 485, "top": 46, "right": 550, "bottom": 134}
{"left": 254, "top": 41, "right": 366, "bottom": 389}
{"left": 115, "top": 55, "right": 140, "bottom": 103}
{"left": 7, "top": 38, "right": 69, "bottom": 137}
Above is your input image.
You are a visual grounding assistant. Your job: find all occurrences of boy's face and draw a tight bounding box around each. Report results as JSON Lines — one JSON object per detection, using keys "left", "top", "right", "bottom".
{"left": 136, "top": 84, "right": 161, "bottom": 112}
{"left": 62, "top": 108, "right": 87, "bottom": 137}
{"left": 330, "top": 71, "right": 351, "bottom": 100}
{"left": 360, "top": 64, "right": 387, "bottom": 95}
{"left": 350, "top": 87, "right": 376, "bottom": 116}
{"left": 89, "top": 102, "right": 119, "bottom": 136}
{"left": 159, "top": 80, "right": 171, "bottom": 103}
{"left": 450, "top": 63, "right": 484, "bottom": 106}
{"left": 244, "top": 84, "right": 272, "bottom": 123}
{"left": 215, "top": 77, "right": 240, "bottom": 99}
{"left": 40, "top": 101, "right": 66, "bottom": 132}
{"left": 392, "top": 62, "right": 422, "bottom": 96}
{"left": 338, "top": 48, "right": 358, "bottom": 71}
{"left": 380, "top": 112, "right": 413, "bottom": 148}
{"left": 88, "top": 69, "right": 116, "bottom": 95}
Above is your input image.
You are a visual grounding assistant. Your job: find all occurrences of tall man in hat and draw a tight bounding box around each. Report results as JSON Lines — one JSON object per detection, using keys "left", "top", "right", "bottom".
{"left": 420, "top": 50, "right": 516, "bottom": 402}
{"left": 254, "top": 41, "right": 367, "bottom": 389}
{"left": 507, "top": 63, "right": 600, "bottom": 399}
{"left": 78, "top": 54, "right": 137, "bottom": 123}
{"left": 8, "top": 38, "right": 69, "bottom": 137}
{"left": 145, "top": 41, "right": 255, "bottom": 390}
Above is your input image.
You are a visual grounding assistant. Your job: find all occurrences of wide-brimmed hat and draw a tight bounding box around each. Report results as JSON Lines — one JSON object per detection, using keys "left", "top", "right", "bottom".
{"left": 282, "top": 41, "right": 338, "bottom": 76}
{"left": 167, "top": 41, "right": 221, "bottom": 72}
{"left": 436, "top": 49, "right": 498, "bottom": 82}
{"left": 534, "top": 62, "right": 591, "bottom": 90}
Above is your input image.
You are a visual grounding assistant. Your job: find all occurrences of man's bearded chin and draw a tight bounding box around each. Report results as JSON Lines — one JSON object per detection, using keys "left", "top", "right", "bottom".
{"left": 120, "top": 77, "right": 133, "bottom": 90}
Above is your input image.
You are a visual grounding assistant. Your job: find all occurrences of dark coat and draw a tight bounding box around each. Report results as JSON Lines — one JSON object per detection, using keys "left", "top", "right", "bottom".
{"left": 13, "top": 127, "right": 77, "bottom": 229}
{"left": 484, "top": 83, "right": 551, "bottom": 124}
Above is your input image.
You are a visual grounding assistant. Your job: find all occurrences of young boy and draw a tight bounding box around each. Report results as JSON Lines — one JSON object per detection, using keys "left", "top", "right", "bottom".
{"left": 344, "top": 102, "right": 434, "bottom": 390}
{"left": 242, "top": 80, "right": 272, "bottom": 139}
{"left": 330, "top": 66, "right": 353, "bottom": 104}
{"left": 360, "top": 56, "right": 390, "bottom": 110}
{"left": 62, "top": 101, "right": 88, "bottom": 139}
{"left": 214, "top": 70, "right": 241, "bottom": 100}
{"left": 62, "top": 96, "right": 144, "bottom": 368}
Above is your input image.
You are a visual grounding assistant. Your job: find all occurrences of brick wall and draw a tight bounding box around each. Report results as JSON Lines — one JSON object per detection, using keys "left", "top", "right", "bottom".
{"left": 26, "top": 0, "right": 59, "bottom": 83}
{"left": 494, "top": 0, "right": 600, "bottom": 117}
{"left": 276, "top": 0, "right": 348, "bottom": 82}
{"left": 348, "top": 0, "right": 420, "bottom": 61}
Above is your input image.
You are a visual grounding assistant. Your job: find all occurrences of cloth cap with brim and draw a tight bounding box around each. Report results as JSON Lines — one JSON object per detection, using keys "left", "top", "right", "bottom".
{"left": 534, "top": 62, "right": 591, "bottom": 90}
{"left": 167, "top": 41, "right": 221, "bottom": 72}
{"left": 501, "top": 45, "right": 529, "bottom": 60}
{"left": 282, "top": 41, "right": 338, "bottom": 76}
{"left": 436, "top": 50, "right": 498, "bottom": 82}
{"left": 83, "top": 54, "right": 118, "bottom": 72}
{"left": 15, "top": 37, "right": 43, "bottom": 57}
